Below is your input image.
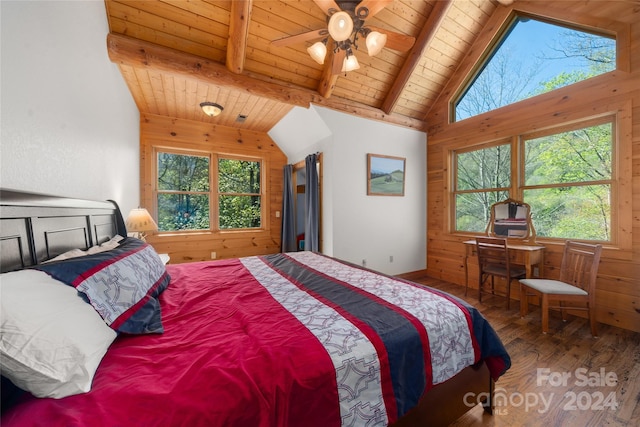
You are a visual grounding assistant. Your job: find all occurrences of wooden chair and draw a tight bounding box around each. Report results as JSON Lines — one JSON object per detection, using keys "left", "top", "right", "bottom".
{"left": 519, "top": 241, "right": 602, "bottom": 337}
{"left": 476, "top": 237, "right": 526, "bottom": 310}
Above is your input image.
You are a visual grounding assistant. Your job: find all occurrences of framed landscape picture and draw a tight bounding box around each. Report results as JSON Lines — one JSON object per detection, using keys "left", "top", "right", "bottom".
{"left": 367, "top": 154, "right": 406, "bottom": 196}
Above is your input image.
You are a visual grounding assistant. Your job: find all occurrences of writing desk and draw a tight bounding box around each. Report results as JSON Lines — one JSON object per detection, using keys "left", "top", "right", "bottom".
{"left": 463, "top": 240, "right": 545, "bottom": 292}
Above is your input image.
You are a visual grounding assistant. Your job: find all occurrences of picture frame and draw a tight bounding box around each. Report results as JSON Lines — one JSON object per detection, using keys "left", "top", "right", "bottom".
{"left": 367, "top": 154, "right": 406, "bottom": 196}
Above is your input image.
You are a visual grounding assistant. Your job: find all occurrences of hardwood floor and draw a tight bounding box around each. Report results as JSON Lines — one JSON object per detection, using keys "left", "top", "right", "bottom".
{"left": 412, "top": 277, "right": 640, "bottom": 427}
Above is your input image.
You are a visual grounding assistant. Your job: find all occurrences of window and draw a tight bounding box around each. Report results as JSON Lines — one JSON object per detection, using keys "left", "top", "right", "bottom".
{"left": 454, "top": 143, "right": 511, "bottom": 233}
{"left": 155, "top": 150, "right": 263, "bottom": 232}
{"left": 157, "top": 152, "right": 211, "bottom": 231}
{"left": 454, "top": 15, "right": 616, "bottom": 122}
{"left": 452, "top": 117, "right": 614, "bottom": 242}
{"left": 522, "top": 120, "right": 612, "bottom": 240}
{"left": 218, "top": 158, "right": 261, "bottom": 229}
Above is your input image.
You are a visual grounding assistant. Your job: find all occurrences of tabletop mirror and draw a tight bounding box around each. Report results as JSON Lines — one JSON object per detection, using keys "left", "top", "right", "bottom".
{"left": 486, "top": 198, "right": 536, "bottom": 243}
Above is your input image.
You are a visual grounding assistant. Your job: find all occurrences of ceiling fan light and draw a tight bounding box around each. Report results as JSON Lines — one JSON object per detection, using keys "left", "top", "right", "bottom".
{"left": 200, "top": 102, "right": 224, "bottom": 117}
{"left": 366, "top": 31, "right": 387, "bottom": 56}
{"left": 307, "top": 41, "right": 327, "bottom": 64}
{"left": 328, "top": 11, "right": 354, "bottom": 42}
{"left": 341, "top": 55, "right": 360, "bottom": 72}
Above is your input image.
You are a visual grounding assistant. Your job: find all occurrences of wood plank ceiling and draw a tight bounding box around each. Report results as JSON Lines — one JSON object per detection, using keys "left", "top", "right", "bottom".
{"left": 104, "top": 0, "right": 499, "bottom": 132}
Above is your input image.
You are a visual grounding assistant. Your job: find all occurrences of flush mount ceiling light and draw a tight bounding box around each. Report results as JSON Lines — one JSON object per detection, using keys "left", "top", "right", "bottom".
{"left": 199, "top": 102, "right": 224, "bottom": 117}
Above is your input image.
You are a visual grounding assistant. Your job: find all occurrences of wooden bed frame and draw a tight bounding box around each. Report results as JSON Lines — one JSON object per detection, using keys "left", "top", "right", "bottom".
{"left": 0, "top": 189, "right": 126, "bottom": 273}
{"left": 0, "top": 188, "right": 494, "bottom": 426}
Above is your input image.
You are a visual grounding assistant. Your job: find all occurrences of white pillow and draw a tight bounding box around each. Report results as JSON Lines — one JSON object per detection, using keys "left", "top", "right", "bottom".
{"left": 45, "top": 234, "right": 124, "bottom": 263}
{"left": 0, "top": 269, "right": 117, "bottom": 398}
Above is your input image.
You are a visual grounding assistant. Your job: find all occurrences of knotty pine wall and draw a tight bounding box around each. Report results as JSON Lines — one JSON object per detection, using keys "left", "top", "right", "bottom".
{"left": 424, "top": 2, "right": 640, "bottom": 333}
{"left": 139, "top": 113, "right": 287, "bottom": 263}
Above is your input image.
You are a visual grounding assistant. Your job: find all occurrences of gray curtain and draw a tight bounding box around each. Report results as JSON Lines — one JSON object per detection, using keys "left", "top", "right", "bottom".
{"left": 281, "top": 164, "right": 297, "bottom": 252}
{"left": 304, "top": 153, "right": 319, "bottom": 252}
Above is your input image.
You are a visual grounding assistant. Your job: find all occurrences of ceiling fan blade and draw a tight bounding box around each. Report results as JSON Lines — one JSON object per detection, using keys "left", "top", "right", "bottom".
{"left": 357, "top": 0, "right": 393, "bottom": 19}
{"left": 271, "top": 29, "right": 326, "bottom": 47}
{"left": 312, "top": 0, "right": 342, "bottom": 15}
{"left": 366, "top": 26, "right": 415, "bottom": 52}
{"left": 331, "top": 49, "right": 347, "bottom": 75}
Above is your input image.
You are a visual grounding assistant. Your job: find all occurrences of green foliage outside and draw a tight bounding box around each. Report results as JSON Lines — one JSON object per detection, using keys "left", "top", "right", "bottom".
{"left": 456, "top": 16, "right": 615, "bottom": 120}
{"left": 218, "top": 159, "right": 261, "bottom": 229}
{"left": 456, "top": 121, "right": 612, "bottom": 240}
{"left": 455, "top": 144, "right": 511, "bottom": 232}
{"left": 157, "top": 153, "right": 210, "bottom": 231}
{"left": 454, "top": 19, "right": 615, "bottom": 241}
{"left": 156, "top": 154, "right": 261, "bottom": 231}
{"left": 524, "top": 123, "right": 612, "bottom": 240}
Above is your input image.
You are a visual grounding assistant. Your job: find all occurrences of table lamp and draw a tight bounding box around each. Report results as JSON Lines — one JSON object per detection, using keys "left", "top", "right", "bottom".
{"left": 125, "top": 208, "right": 158, "bottom": 242}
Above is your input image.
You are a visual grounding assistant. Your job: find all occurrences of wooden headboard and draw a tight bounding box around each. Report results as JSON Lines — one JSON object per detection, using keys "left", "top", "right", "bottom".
{"left": 0, "top": 189, "right": 127, "bottom": 273}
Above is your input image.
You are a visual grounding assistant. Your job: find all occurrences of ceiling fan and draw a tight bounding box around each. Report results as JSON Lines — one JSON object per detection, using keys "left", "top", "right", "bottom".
{"left": 272, "top": 0, "right": 416, "bottom": 75}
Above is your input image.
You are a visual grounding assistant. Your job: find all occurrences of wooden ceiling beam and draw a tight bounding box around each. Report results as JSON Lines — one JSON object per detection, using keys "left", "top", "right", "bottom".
{"left": 107, "top": 32, "right": 311, "bottom": 108}
{"left": 317, "top": 49, "right": 341, "bottom": 98}
{"left": 226, "top": 0, "right": 253, "bottom": 74}
{"left": 317, "top": 56, "right": 339, "bottom": 98}
{"left": 313, "top": 96, "right": 427, "bottom": 130}
{"left": 243, "top": 69, "right": 426, "bottom": 130}
{"left": 106, "top": 33, "right": 425, "bottom": 130}
{"left": 381, "top": 0, "right": 453, "bottom": 115}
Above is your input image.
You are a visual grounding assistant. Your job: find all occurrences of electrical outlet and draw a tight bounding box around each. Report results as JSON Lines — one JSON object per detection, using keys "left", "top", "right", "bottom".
{"left": 362, "top": 259, "right": 367, "bottom": 267}
{"left": 389, "top": 255, "right": 394, "bottom": 263}
{"left": 211, "top": 252, "right": 217, "bottom": 259}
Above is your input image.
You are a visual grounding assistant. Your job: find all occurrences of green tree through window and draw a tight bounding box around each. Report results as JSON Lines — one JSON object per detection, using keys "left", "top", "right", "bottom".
{"left": 218, "top": 158, "right": 261, "bottom": 229}
{"left": 455, "top": 15, "right": 615, "bottom": 121}
{"left": 455, "top": 144, "right": 511, "bottom": 232}
{"left": 451, "top": 12, "right": 617, "bottom": 241}
{"left": 523, "top": 122, "right": 612, "bottom": 240}
{"left": 157, "top": 153, "right": 210, "bottom": 231}
{"left": 156, "top": 152, "right": 263, "bottom": 232}
{"left": 452, "top": 118, "right": 614, "bottom": 241}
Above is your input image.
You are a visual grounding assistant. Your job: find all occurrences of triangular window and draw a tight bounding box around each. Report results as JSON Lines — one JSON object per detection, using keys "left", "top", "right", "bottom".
{"left": 454, "top": 15, "right": 616, "bottom": 122}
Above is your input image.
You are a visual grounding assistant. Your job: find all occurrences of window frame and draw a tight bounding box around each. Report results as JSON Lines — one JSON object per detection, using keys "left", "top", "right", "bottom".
{"left": 216, "top": 154, "right": 264, "bottom": 231}
{"left": 450, "top": 114, "right": 619, "bottom": 245}
{"left": 152, "top": 146, "right": 266, "bottom": 234}
{"left": 450, "top": 11, "right": 621, "bottom": 124}
{"left": 451, "top": 137, "right": 515, "bottom": 234}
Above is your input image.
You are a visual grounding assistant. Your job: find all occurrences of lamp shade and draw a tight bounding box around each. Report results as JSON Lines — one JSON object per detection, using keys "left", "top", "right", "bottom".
{"left": 327, "top": 11, "right": 353, "bottom": 42}
{"left": 200, "top": 102, "right": 224, "bottom": 117}
{"left": 341, "top": 54, "right": 360, "bottom": 72}
{"left": 366, "top": 31, "right": 387, "bottom": 56}
{"left": 126, "top": 208, "right": 158, "bottom": 233}
{"left": 307, "top": 41, "right": 327, "bottom": 64}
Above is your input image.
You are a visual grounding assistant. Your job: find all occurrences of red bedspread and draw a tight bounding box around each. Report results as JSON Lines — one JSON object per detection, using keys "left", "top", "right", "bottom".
{"left": 2, "top": 252, "right": 510, "bottom": 427}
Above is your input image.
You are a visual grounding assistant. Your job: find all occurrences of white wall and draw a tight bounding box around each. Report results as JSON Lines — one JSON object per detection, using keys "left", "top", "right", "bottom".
{"left": 271, "top": 106, "right": 427, "bottom": 275}
{"left": 0, "top": 0, "right": 139, "bottom": 214}
{"left": 0, "top": 1, "right": 426, "bottom": 274}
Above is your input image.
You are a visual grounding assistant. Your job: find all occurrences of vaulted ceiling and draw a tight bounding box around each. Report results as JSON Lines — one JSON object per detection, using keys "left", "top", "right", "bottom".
{"left": 104, "top": 0, "right": 633, "bottom": 134}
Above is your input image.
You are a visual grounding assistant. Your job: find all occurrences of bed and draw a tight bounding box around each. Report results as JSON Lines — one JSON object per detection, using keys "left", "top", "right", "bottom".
{"left": 0, "top": 189, "right": 510, "bottom": 426}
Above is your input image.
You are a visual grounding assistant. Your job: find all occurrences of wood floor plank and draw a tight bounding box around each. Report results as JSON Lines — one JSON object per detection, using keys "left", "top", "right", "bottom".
{"left": 409, "top": 277, "right": 640, "bottom": 427}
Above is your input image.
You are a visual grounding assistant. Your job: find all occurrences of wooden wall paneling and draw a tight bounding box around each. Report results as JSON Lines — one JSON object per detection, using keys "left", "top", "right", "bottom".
{"left": 424, "top": 3, "right": 640, "bottom": 333}
{"left": 139, "top": 113, "right": 286, "bottom": 263}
